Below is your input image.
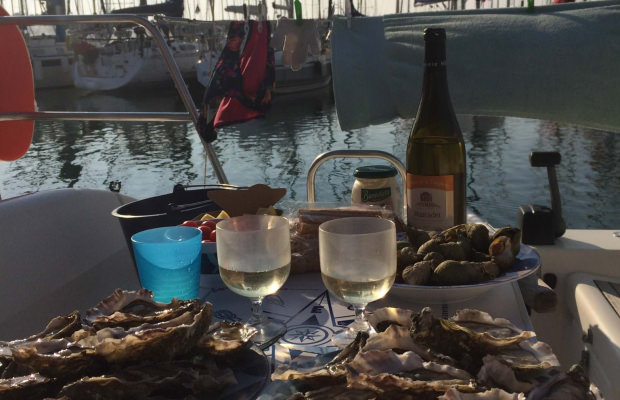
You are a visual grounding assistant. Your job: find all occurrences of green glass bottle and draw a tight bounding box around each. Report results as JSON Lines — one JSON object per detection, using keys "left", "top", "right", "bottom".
{"left": 406, "top": 28, "right": 466, "bottom": 231}
{"left": 294, "top": 0, "right": 303, "bottom": 24}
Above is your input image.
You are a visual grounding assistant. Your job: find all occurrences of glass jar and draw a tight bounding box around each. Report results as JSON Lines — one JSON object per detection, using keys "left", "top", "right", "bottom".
{"left": 351, "top": 165, "right": 401, "bottom": 216}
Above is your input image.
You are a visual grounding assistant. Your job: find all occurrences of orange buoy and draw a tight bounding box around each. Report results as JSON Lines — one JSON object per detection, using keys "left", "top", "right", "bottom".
{"left": 0, "top": 6, "right": 35, "bottom": 161}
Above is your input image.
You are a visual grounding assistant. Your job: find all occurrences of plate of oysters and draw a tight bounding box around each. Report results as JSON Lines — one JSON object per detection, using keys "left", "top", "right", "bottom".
{"left": 0, "top": 289, "right": 269, "bottom": 400}
{"left": 389, "top": 224, "right": 540, "bottom": 303}
{"left": 270, "top": 306, "right": 600, "bottom": 400}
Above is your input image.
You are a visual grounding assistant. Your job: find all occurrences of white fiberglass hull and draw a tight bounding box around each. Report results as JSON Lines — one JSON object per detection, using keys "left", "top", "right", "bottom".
{"left": 28, "top": 36, "right": 74, "bottom": 89}
{"left": 73, "top": 40, "right": 200, "bottom": 91}
{"left": 196, "top": 51, "right": 332, "bottom": 95}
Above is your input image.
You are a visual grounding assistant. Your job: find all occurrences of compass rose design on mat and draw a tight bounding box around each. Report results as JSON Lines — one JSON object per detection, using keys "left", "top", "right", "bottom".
{"left": 282, "top": 324, "right": 332, "bottom": 346}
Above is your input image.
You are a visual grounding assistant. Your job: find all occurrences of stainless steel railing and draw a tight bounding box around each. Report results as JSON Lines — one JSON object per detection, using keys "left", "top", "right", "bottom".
{"left": 306, "top": 149, "right": 408, "bottom": 224}
{"left": 0, "top": 13, "right": 228, "bottom": 183}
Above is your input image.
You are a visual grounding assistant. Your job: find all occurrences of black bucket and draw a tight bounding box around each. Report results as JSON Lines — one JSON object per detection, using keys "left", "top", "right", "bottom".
{"left": 111, "top": 184, "right": 237, "bottom": 266}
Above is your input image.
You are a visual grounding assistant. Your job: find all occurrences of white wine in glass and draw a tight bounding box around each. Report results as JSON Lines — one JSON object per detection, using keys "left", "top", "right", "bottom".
{"left": 217, "top": 215, "right": 291, "bottom": 345}
{"left": 319, "top": 217, "right": 397, "bottom": 346}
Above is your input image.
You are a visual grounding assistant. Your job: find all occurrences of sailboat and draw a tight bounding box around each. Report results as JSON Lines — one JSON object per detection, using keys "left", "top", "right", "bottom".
{"left": 25, "top": 26, "right": 74, "bottom": 89}
{"left": 72, "top": 26, "right": 200, "bottom": 91}
{"left": 70, "top": 0, "right": 202, "bottom": 91}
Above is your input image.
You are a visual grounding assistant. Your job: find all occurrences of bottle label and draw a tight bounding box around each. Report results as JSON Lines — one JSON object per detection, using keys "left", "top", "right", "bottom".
{"left": 361, "top": 187, "right": 391, "bottom": 203}
{"left": 407, "top": 174, "right": 455, "bottom": 230}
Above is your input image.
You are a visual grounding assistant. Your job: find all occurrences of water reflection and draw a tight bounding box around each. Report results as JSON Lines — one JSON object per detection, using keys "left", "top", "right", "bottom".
{"left": 1, "top": 87, "right": 618, "bottom": 230}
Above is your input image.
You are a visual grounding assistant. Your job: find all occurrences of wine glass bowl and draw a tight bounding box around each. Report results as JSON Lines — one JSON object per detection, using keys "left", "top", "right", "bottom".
{"left": 319, "top": 217, "right": 397, "bottom": 345}
{"left": 216, "top": 215, "right": 291, "bottom": 345}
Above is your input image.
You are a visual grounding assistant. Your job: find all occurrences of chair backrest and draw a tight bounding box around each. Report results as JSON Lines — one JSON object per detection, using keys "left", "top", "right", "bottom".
{"left": 0, "top": 188, "right": 140, "bottom": 340}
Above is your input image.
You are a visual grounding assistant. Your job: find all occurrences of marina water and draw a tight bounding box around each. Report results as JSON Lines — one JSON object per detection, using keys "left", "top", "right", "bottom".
{"left": 1, "top": 86, "right": 618, "bottom": 230}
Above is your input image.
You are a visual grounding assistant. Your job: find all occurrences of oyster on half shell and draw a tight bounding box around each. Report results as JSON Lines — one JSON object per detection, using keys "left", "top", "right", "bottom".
{"left": 58, "top": 357, "right": 237, "bottom": 400}
{"left": 277, "top": 307, "right": 595, "bottom": 400}
{"left": 0, "top": 373, "right": 60, "bottom": 400}
{"left": 7, "top": 297, "right": 212, "bottom": 378}
{"left": 88, "top": 300, "right": 212, "bottom": 364}
{"left": 272, "top": 332, "right": 369, "bottom": 390}
{"left": 194, "top": 321, "right": 257, "bottom": 357}
{"left": 410, "top": 308, "right": 535, "bottom": 374}
{"left": 85, "top": 288, "right": 202, "bottom": 330}
{"left": 0, "top": 311, "right": 83, "bottom": 361}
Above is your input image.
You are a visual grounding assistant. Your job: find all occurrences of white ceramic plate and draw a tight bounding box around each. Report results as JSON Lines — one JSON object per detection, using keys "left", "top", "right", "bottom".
{"left": 388, "top": 244, "right": 540, "bottom": 304}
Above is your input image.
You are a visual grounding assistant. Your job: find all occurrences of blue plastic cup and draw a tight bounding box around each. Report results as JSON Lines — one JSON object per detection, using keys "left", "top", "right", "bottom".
{"left": 131, "top": 226, "right": 202, "bottom": 302}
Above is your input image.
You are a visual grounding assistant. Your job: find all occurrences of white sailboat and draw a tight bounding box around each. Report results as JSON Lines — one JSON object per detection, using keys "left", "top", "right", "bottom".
{"left": 24, "top": 26, "right": 74, "bottom": 89}
{"left": 72, "top": 33, "right": 200, "bottom": 91}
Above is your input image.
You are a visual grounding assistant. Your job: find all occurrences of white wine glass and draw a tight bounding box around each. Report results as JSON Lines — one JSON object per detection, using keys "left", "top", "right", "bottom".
{"left": 319, "top": 217, "right": 397, "bottom": 346}
{"left": 216, "top": 215, "right": 291, "bottom": 345}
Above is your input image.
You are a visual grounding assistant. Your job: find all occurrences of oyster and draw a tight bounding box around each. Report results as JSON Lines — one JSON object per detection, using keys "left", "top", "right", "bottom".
{"left": 491, "top": 227, "right": 521, "bottom": 258}
{"left": 0, "top": 373, "right": 60, "bottom": 400}
{"left": 348, "top": 349, "right": 471, "bottom": 381}
{"left": 439, "top": 387, "right": 525, "bottom": 399}
{"left": 433, "top": 260, "right": 500, "bottom": 286}
{"left": 402, "top": 261, "right": 434, "bottom": 285}
{"left": 276, "top": 307, "right": 594, "bottom": 400}
{"left": 85, "top": 289, "right": 200, "bottom": 330}
{"left": 89, "top": 300, "right": 212, "bottom": 364}
{"left": 477, "top": 355, "right": 535, "bottom": 393}
{"left": 57, "top": 358, "right": 236, "bottom": 400}
{"left": 525, "top": 364, "right": 595, "bottom": 400}
{"left": 194, "top": 321, "right": 257, "bottom": 356}
{"left": 0, "top": 289, "right": 252, "bottom": 400}
{"left": 367, "top": 307, "right": 414, "bottom": 332}
{"left": 346, "top": 368, "right": 478, "bottom": 400}
{"left": 492, "top": 341, "right": 559, "bottom": 374}
{"left": 410, "top": 308, "right": 535, "bottom": 374}
{"left": 272, "top": 332, "right": 369, "bottom": 389}
{"left": 9, "top": 338, "right": 104, "bottom": 379}
{"left": 450, "top": 309, "right": 526, "bottom": 339}
{"left": 362, "top": 324, "right": 448, "bottom": 365}
{"left": 287, "top": 384, "right": 377, "bottom": 400}
{"left": 1, "top": 311, "right": 82, "bottom": 359}
{"left": 488, "top": 236, "right": 515, "bottom": 272}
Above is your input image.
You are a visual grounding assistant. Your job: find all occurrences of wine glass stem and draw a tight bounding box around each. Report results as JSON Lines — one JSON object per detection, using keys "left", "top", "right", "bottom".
{"left": 248, "top": 297, "right": 265, "bottom": 326}
{"left": 352, "top": 304, "right": 370, "bottom": 332}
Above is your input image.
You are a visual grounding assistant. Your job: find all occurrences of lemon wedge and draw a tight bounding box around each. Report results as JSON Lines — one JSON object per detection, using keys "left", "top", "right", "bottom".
{"left": 216, "top": 210, "right": 230, "bottom": 219}
{"left": 200, "top": 213, "right": 215, "bottom": 221}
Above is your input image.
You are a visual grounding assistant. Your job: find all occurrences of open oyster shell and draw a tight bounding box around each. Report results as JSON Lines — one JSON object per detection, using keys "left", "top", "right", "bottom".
{"left": 0, "top": 289, "right": 252, "bottom": 400}
{"left": 9, "top": 301, "right": 212, "bottom": 378}
{"left": 278, "top": 307, "right": 577, "bottom": 400}
{"left": 348, "top": 349, "right": 471, "bottom": 381}
{"left": 411, "top": 308, "right": 535, "bottom": 374}
{"left": 439, "top": 387, "right": 526, "bottom": 399}
{"left": 0, "top": 311, "right": 82, "bottom": 359}
{"left": 367, "top": 307, "right": 414, "bottom": 332}
{"left": 0, "top": 373, "right": 60, "bottom": 400}
{"left": 346, "top": 368, "right": 478, "bottom": 399}
{"left": 194, "top": 321, "right": 257, "bottom": 357}
{"left": 272, "top": 332, "right": 369, "bottom": 390}
{"left": 89, "top": 300, "right": 212, "bottom": 364}
{"left": 85, "top": 288, "right": 201, "bottom": 330}
{"left": 58, "top": 357, "right": 237, "bottom": 400}
{"left": 10, "top": 338, "right": 104, "bottom": 379}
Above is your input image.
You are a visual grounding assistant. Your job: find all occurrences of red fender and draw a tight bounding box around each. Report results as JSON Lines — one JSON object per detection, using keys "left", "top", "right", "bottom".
{"left": 0, "top": 6, "right": 35, "bottom": 161}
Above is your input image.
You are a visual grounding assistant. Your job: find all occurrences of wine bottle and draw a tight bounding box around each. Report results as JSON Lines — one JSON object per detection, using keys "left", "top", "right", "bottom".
{"left": 406, "top": 28, "right": 466, "bottom": 231}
